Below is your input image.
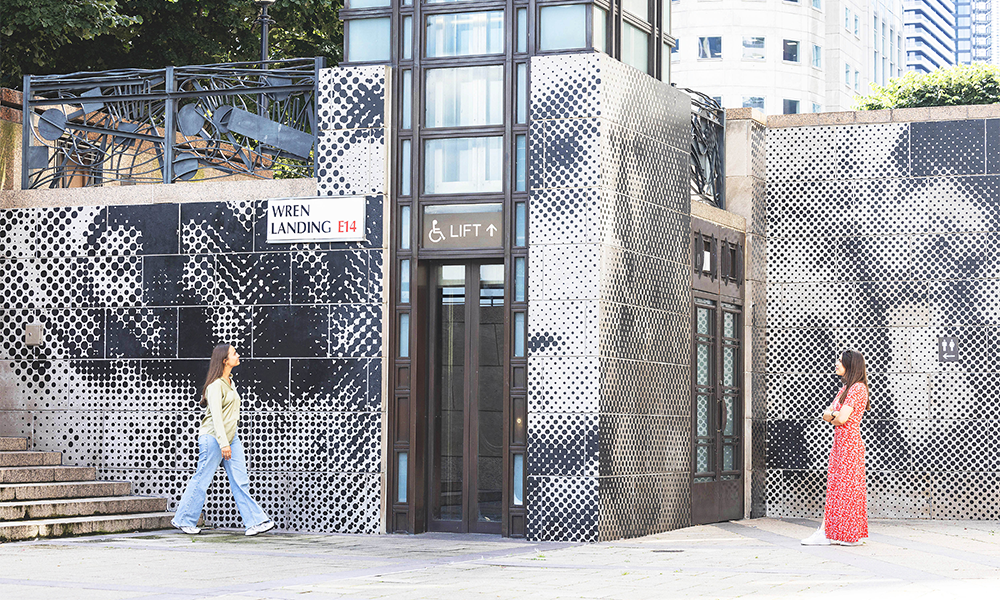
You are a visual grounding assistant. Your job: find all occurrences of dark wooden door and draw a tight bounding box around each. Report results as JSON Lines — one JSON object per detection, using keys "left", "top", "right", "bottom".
{"left": 427, "top": 262, "right": 504, "bottom": 534}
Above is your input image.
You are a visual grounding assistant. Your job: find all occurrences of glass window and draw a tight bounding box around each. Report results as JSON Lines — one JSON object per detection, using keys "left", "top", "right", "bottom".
{"left": 662, "top": 40, "right": 670, "bottom": 80}
{"left": 623, "top": 22, "right": 650, "bottom": 72}
{"left": 783, "top": 99, "right": 799, "bottom": 114}
{"left": 854, "top": 69, "right": 860, "bottom": 91}
{"left": 401, "top": 204, "right": 411, "bottom": 248}
{"left": 349, "top": 0, "right": 389, "bottom": 7}
{"left": 515, "top": 135, "right": 526, "bottom": 192}
{"left": 662, "top": 0, "right": 670, "bottom": 31}
{"left": 539, "top": 5, "right": 587, "bottom": 50}
{"left": 426, "top": 11, "right": 504, "bottom": 57}
{"left": 812, "top": 102, "right": 821, "bottom": 113}
{"left": 854, "top": 14, "right": 859, "bottom": 36}
{"left": 400, "top": 260, "right": 410, "bottom": 303}
{"left": 402, "top": 70, "right": 412, "bottom": 129}
{"left": 742, "top": 96, "right": 764, "bottom": 110}
{"left": 347, "top": 18, "right": 390, "bottom": 62}
{"left": 874, "top": 17, "right": 880, "bottom": 50}
{"left": 424, "top": 137, "right": 503, "bottom": 194}
{"left": 624, "top": 0, "right": 649, "bottom": 21}
{"left": 401, "top": 141, "right": 411, "bottom": 196}
{"left": 698, "top": 36, "right": 722, "bottom": 59}
{"left": 396, "top": 452, "right": 407, "bottom": 503}
{"left": 403, "top": 16, "right": 412, "bottom": 60}
{"left": 812, "top": 44, "right": 821, "bottom": 67}
{"left": 811, "top": 0, "right": 820, "bottom": 8}
{"left": 742, "top": 36, "right": 764, "bottom": 60}
{"left": 845, "top": 8, "right": 850, "bottom": 29}
{"left": 515, "top": 202, "right": 526, "bottom": 246}
{"left": 672, "top": 39, "right": 680, "bottom": 62}
{"left": 594, "top": 6, "right": 608, "bottom": 53}
{"left": 399, "top": 313, "right": 410, "bottom": 357}
{"left": 782, "top": 40, "right": 799, "bottom": 62}
{"left": 517, "top": 63, "right": 527, "bottom": 123}
{"left": 845, "top": 62, "right": 851, "bottom": 85}
{"left": 425, "top": 66, "right": 503, "bottom": 128}
{"left": 517, "top": 8, "right": 527, "bottom": 53}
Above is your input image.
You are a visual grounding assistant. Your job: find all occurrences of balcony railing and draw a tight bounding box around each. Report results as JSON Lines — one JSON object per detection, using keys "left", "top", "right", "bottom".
{"left": 21, "top": 58, "right": 324, "bottom": 189}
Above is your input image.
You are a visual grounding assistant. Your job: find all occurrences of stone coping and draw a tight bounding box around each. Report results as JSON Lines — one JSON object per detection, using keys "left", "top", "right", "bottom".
{"left": 691, "top": 198, "right": 746, "bottom": 232}
{"left": 0, "top": 177, "right": 317, "bottom": 209}
{"left": 728, "top": 103, "right": 1000, "bottom": 129}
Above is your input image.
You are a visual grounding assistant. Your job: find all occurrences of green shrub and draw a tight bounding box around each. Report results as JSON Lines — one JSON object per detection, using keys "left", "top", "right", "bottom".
{"left": 855, "top": 63, "right": 1000, "bottom": 109}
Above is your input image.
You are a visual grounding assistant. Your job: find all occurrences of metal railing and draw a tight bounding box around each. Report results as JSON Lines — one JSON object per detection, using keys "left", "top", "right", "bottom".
{"left": 678, "top": 87, "right": 726, "bottom": 210}
{"left": 21, "top": 58, "right": 324, "bottom": 189}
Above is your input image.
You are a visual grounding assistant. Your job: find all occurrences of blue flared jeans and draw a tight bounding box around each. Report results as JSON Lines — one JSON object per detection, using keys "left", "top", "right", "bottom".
{"left": 173, "top": 434, "right": 269, "bottom": 529}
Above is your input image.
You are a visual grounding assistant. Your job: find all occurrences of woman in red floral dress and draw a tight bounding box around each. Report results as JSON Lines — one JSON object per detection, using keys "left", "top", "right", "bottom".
{"left": 802, "top": 349, "right": 869, "bottom": 546}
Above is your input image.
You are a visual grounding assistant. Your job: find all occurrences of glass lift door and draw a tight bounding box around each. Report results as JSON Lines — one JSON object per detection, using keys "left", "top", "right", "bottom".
{"left": 428, "top": 262, "right": 504, "bottom": 533}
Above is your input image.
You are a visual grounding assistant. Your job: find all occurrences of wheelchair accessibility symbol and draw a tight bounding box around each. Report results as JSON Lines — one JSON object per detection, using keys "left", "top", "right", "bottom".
{"left": 428, "top": 219, "right": 446, "bottom": 243}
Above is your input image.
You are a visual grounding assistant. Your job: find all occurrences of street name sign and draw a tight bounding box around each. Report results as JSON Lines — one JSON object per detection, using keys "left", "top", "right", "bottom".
{"left": 267, "top": 196, "right": 367, "bottom": 243}
{"left": 422, "top": 203, "right": 503, "bottom": 249}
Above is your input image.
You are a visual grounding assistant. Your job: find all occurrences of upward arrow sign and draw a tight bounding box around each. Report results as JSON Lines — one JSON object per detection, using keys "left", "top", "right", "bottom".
{"left": 487, "top": 224, "right": 497, "bottom": 236}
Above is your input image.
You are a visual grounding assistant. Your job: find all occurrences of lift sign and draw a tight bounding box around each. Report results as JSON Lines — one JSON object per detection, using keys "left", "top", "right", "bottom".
{"left": 267, "top": 196, "right": 366, "bottom": 243}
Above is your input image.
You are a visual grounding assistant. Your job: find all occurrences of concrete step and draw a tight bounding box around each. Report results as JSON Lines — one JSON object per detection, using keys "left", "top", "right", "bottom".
{"left": 0, "top": 451, "right": 62, "bottom": 467}
{"left": 0, "top": 466, "right": 96, "bottom": 484}
{"left": 0, "top": 495, "right": 168, "bottom": 521}
{"left": 0, "top": 512, "right": 174, "bottom": 542}
{"left": 0, "top": 438, "right": 28, "bottom": 452}
{"left": 0, "top": 480, "right": 132, "bottom": 502}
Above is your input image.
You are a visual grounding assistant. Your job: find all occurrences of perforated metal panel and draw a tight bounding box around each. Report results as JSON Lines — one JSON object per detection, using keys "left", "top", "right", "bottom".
{"left": 765, "top": 117, "right": 1000, "bottom": 520}
{"left": 527, "top": 53, "right": 692, "bottom": 542}
{"left": 0, "top": 63, "right": 388, "bottom": 533}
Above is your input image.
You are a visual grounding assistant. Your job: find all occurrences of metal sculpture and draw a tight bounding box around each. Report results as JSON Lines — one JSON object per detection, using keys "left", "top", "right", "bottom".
{"left": 679, "top": 87, "right": 726, "bottom": 210}
{"left": 21, "top": 58, "right": 323, "bottom": 189}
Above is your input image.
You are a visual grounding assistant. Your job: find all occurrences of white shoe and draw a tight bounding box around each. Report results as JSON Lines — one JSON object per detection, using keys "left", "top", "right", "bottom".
{"left": 801, "top": 528, "right": 831, "bottom": 546}
{"left": 831, "top": 539, "right": 864, "bottom": 546}
{"left": 171, "top": 520, "right": 201, "bottom": 535}
{"left": 245, "top": 520, "right": 275, "bottom": 537}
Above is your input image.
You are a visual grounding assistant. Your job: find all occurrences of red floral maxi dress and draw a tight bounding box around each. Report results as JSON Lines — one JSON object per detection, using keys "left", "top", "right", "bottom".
{"left": 823, "top": 383, "right": 869, "bottom": 542}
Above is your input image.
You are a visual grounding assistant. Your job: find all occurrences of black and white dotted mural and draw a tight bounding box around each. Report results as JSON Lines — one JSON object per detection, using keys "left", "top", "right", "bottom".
{"left": 527, "top": 54, "right": 693, "bottom": 542}
{"left": 0, "top": 64, "right": 388, "bottom": 534}
{"left": 765, "top": 118, "right": 1000, "bottom": 519}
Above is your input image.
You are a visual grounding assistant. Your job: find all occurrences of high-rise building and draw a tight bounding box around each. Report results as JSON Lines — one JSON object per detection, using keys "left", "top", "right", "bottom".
{"left": 904, "top": 0, "right": 957, "bottom": 72}
{"left": 670, "top": 0, "right": 904, "bottom": 113}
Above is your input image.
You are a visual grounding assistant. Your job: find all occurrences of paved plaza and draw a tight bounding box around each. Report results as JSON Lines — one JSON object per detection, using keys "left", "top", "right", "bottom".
{"left": 1, "top": 518, "right": 999, "bottom": 599}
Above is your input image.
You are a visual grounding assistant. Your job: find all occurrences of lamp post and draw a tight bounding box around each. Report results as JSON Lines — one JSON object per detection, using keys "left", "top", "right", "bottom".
{"left": 255, "top": 0, "right": 276, "bottom": 65}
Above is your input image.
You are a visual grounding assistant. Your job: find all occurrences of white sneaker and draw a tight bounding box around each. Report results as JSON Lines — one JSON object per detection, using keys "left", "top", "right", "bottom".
{"left": 245, "top": 520, "right": 275, "bottom": 537}
{"left": 831, "top": 539, "right": 864, "bottom": 546}
{"left": 800, "top": 528, "right": 831, "bottom": 546}
{"left": 171, "top": 520, "right": 201, "bottom": 535}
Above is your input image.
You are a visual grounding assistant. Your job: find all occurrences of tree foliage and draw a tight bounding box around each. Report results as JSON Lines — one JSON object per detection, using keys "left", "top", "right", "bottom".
{"left": 856, "top": 63, "right": 1000, "bottom": 110}
{"left": 0, "top": 0, "right": 343, "bottom": 89}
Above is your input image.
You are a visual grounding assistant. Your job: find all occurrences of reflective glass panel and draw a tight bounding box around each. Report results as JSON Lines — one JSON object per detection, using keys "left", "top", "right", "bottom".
{"left": 723, "top": 444, "right": 734, "bottom": 471}
{"left": 516, "top": 64, "right": 527, "bottom": 124}
{"left": 478, "top": 264, "right": 504, "bottom": 523}
{"left": 594, "top": 6, "right": 608, "bottom": 53}
{"left": 426, "top": 11, "right": 504, "bottom": 57}
{"left": 350, "top": 0, "right": 390, "bottom": 7}
{"left": 743, "top": 36, "right": 764, "bottom": 60}
{"left": 347, "top": 18, "right": 391, "bottom": 62}
{"left": 515, "top": 257, "right": 526, "bottom": 302}
{"left": 401, "top": 141, "right": 411, "bottom": 196}
{"left": 400, "top": 259, "right": 410, "bottom": 303}
{"left": 514, "top": 312, "right": 525, "bottom": 357}
{"left": 515, "top": 134, "right": 526, "bottom": 191}
{"left": 402, "top": 70, "right": 412, "bottom": 129}
{"left": 396, "top": 452, "right": 408, "bottom": 503}
{"left": 424, "top": 137, "right": 503, "bottom": 194}
{"left": 399, "top": 312, "right": 410, "bottom": 357}
{"left": 403, "top": 16, "right": 413, "bottom": 60}
{"left": 517, "top": 8, "right": 527, "bottom": 53}
{"left": 696, "top": 307, "right": 711, "bottom": 335}
{"left": 426, "top": 66, "right": 503, "bottom": 128}
{"left": 539, "top": 5, "right": 586, "bottom": 50}
{"left": 513, "top": 453, "right": 524, "bottom": 505}
{"left": 724, "top": 312, "right": 735, "bottom": 338}
{"left": 623, "top": 22, "right": 650, "bottom": 72}
{"left": 723, "top": 347, "right": 735, "bottom": 387}
{"left": 724, "top": 396, "right": 735, "bottom": 436}
{"left": 433, "top": 265, "right": 465, "bottom": 521}
{"left": 624, "top": 0, "right": 648, "bottom": 21}
{"left": 401, "top": 205, "right": 411, "bottom": 248}
{"left": 515, "top": 202, "right": 526, "bottom": 246}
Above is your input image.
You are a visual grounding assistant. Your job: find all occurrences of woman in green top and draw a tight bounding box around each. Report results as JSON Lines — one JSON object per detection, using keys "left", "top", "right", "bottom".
{"left": 171, "top": 344, "right": 275, "bottom": 536}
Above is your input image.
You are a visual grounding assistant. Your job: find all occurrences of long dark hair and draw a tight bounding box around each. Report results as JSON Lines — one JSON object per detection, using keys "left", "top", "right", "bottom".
{"left": 199, "top": 344, "right": 232, "bottom": 408}
{"left": 836, "top": 349, "right": 870, "bottom": 410}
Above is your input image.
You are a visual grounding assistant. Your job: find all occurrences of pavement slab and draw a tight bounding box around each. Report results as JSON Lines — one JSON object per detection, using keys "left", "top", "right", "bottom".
{"left": 1, "top": 518, "right": 999, "bottom": 599}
